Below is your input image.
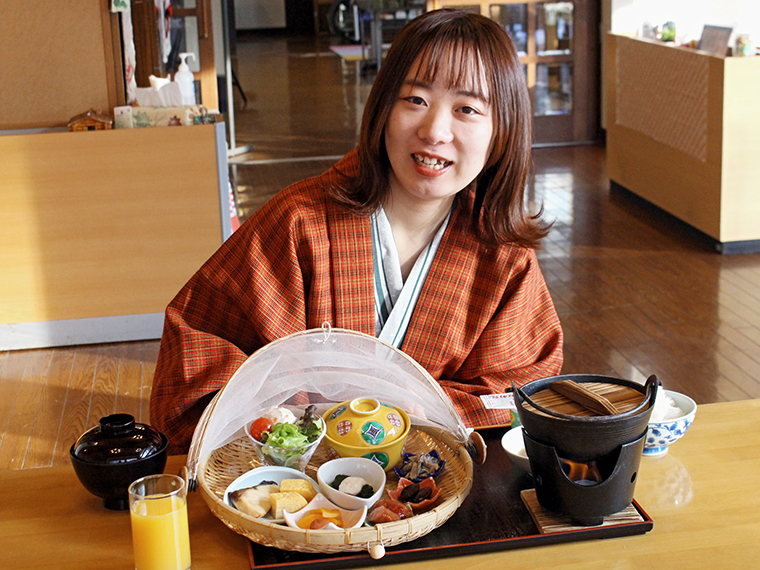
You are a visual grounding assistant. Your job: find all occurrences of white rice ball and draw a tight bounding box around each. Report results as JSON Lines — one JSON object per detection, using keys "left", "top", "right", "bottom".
{"left": 651, "top": 393, "right": 684, "bottom": 422}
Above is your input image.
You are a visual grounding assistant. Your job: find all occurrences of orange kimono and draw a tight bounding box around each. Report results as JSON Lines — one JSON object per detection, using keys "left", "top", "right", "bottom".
{"left": 150, "top": 150, "right": 563, "bottom": 453}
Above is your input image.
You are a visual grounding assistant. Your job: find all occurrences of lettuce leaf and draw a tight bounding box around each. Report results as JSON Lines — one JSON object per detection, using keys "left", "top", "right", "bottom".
{"left": 264, "top": 422, "right": 310, "bottom": 448}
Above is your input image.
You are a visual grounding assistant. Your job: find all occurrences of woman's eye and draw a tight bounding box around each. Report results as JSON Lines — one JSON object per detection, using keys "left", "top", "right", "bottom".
{"left": 405, "top": 96, "right": 426, "bottom": 106}
{"left": 460, "top": 105, "right": 480, "bottom": 115}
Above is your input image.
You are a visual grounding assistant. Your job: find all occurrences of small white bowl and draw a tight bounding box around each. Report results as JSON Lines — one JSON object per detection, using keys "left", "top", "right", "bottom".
{"left": 501, "top": 425, "right": 531, "bottom": 473}
{"left": 224, "top": 466, "right": 319, "bottom": 523}
{"left": 644, "top": 390, "right": 697, "bottom": 456}
{"left": 317, "top": 457, "right": 386, "bottom": 511}
{"left": 283, "top": 493, "right": 366, "bottom": 530}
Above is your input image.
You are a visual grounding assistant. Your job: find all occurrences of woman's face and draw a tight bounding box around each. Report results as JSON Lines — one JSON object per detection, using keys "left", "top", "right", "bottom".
{"left": 383, "top": 60, "right": 494, "bottom": 208}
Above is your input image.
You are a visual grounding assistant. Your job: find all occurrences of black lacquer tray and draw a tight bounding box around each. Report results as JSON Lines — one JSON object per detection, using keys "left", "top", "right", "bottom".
{"left": 247, "top": 428, "right": 653, "bottom": 570}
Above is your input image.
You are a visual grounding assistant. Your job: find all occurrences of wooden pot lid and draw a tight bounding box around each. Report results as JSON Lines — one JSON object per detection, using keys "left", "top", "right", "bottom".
{"left": 526, "top": 380, "right": 646, "bottom": 418}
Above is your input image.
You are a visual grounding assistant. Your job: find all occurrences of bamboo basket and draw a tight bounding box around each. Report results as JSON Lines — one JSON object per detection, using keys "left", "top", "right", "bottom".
{"left": 198, "top": 425, "right": 473, "bottom": 559}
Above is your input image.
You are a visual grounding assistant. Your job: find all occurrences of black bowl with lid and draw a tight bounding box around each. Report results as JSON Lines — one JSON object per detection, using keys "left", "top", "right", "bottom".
{"left": 70, "top": 413, "right": 168, "bottom": 510}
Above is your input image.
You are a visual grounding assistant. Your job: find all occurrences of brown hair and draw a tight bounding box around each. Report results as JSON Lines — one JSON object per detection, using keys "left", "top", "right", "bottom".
{"left": 330, "top": 9, "right": 549, "bottom": 247}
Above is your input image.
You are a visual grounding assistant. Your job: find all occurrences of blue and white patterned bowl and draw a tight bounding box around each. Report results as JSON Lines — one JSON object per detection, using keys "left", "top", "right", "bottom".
{"left": 644, "top": 390, "right": 697, "bottom": 456}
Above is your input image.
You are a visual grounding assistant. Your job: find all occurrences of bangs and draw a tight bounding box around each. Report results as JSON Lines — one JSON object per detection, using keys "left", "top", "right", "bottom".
{"left": 411, "top": 39, "right": 491, "bottom": 101}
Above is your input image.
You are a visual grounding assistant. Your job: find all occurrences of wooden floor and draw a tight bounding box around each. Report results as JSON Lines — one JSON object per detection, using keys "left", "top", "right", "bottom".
{"left": 2, "top": 33, "right": 760, "bottom": 471}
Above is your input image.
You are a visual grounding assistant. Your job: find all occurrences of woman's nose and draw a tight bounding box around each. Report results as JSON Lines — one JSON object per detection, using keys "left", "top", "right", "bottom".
{"left": 417, "top": 107, "right": 453, "bottom": 145}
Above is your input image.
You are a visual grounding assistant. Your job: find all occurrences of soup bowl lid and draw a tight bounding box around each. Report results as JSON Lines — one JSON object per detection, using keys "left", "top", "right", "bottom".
{"left": 72, "top": 413, "right": 165, "bottom": 465}
{"left": 324, "top": 398, "right": 408, "bottom": 447}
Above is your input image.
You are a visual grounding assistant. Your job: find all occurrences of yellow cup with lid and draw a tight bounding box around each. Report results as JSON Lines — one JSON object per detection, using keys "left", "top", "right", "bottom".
{"left": 323, "top": 398, "right": 410, "bottom": 471}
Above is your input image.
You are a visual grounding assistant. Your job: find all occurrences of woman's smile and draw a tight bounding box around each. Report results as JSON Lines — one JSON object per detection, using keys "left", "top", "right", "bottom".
{"left": 412, "top": 152, "right": 453, "bottom": 174}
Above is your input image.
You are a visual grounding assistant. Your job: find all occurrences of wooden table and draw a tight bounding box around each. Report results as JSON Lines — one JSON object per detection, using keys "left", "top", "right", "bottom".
{"left": 2, "top": 400, "right": 759, "bottom": 569}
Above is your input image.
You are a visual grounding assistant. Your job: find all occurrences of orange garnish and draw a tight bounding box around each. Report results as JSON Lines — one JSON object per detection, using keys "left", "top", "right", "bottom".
{"left": 296, "top": 509, "right": 343, "bottom": 529}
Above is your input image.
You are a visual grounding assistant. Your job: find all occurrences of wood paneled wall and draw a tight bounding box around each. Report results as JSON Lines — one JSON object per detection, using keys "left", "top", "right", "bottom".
{"left": 0, "top": 1, "right": 122, "bottom": 130}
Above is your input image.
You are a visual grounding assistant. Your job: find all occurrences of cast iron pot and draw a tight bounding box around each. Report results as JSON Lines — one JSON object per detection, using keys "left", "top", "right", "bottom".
{"left": 70, "top": 413, "right": 168, "bottom": 510}
{"left": 514, "top": 374, "right": 659, "bottom": 462}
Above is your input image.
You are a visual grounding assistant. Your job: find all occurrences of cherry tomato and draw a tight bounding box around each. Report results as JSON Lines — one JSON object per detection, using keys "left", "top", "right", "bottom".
{"left": 249, "top": 417, "right": 273, "bottom": 441}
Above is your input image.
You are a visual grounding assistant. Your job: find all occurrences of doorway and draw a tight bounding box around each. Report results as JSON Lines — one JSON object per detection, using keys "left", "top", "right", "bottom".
{"left": 427, "top": 0, "right": 601, "bottom": 145}
{"left": 130, "top": 0, "right": 219, "bottom": 110}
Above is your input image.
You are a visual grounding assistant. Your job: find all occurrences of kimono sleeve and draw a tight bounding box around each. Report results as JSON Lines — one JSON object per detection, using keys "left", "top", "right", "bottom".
{"left": 438, "top": 249, "right": 563, "bottom": 428}
{"left": 149, "top": 197, "right": 313, "bottom": 453}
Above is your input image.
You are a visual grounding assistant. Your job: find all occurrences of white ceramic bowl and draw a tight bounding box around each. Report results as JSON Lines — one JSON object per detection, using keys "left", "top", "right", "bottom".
{"left": 644, "top": 390, "right": 697, "bottom": 456}
{"left": 283, "top": 493, "right": 367, "bottom": 530}
{"left": 223, "top": 466, "right": 319, "bottom": 523}
{"left": 317, "top": 457, "right": 385, "bottom": 510}
{"left": 317, "top": 457, "right": 386, "bottom": 511}
{"left": 501, "top": 425, "right": 531, "bottom": 473}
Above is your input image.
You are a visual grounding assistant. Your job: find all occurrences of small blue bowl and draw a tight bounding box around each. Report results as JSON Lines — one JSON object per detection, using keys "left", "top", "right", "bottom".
{"left": 393, "top": 450, "right": 445, "bottom": 482}
{"left": 644, "top": 390, "right": 697, "bottom": 456}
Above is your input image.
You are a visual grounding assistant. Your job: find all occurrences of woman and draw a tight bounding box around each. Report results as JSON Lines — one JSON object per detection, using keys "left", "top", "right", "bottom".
{"left": 150, "top": 9, "right": 563, "bottom": 453}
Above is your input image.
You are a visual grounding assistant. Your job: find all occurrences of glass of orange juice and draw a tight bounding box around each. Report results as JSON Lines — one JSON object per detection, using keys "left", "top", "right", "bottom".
{"left": 128, "top": 474, "right": 191, "bottom": 570}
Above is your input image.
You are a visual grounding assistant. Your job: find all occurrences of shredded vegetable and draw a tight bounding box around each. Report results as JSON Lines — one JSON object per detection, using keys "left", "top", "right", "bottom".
{"left": 263, "top": 422, "right": 310, "bottom": 448}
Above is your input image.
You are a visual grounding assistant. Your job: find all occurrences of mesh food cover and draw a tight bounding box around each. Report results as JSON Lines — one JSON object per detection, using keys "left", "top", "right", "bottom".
{"left": 186, "top": 326, "right": 472, "bottom": 483}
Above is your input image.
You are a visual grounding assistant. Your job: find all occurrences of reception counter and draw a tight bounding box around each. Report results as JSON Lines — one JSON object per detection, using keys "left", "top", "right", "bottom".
{"left": 605, "top": 34, "right": 760, "bottom": 253}
{"left": 0, "top": 123, "right": 230, "bottom": 349}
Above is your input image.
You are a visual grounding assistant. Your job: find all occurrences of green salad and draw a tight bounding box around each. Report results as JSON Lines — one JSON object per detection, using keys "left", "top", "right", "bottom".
{"left": 260, "top": 405, "right": 323, "bottom": 447}
{"left": 264, "top": 423, "right": 311, "bottom": 448}
{"left": 255, "top": 405, "right": 324, "bottom": 469}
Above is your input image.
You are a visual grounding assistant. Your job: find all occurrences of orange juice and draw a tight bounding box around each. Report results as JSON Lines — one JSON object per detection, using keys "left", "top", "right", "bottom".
{"left": 130, "top": 494, "right": 191, "bottom": 570}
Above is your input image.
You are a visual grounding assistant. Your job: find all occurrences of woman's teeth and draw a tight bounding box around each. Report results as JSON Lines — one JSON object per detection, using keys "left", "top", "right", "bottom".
{"left": 413, "top": 154, "right": 451, "bottom": 170}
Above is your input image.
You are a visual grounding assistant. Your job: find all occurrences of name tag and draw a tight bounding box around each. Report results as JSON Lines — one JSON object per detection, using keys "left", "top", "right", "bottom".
{"left": 480, "top": 392, "right": 516, "bottom": 410}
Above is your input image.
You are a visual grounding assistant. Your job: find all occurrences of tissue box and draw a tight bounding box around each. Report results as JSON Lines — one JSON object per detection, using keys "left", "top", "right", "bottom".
{"left": 131, "top": 105, "right": 206, "bottom": 128}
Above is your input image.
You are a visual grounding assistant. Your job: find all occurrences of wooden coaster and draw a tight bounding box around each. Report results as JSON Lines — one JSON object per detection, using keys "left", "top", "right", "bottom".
{"left": 520, "top": 489, "right": 644, "bottom": 534}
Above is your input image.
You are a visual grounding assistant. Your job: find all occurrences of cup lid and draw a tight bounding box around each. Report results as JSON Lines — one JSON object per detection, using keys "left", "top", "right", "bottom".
{"left": 72, "top": 413, "right": 165, "bottom": 465}
{"left": 325, "top": 398, "right": 408, "bottom": 447}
